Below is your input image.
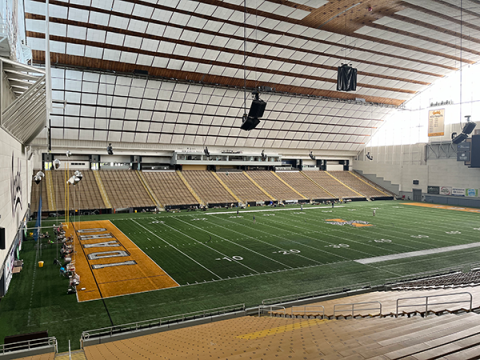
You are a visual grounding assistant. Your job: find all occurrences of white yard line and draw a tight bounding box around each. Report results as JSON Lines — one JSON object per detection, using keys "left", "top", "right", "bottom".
{"left": 355, "top": 242, "right": 480, "bottom": 264}
{"left": 174, "top": 217, "right": 295, "bottom": 269}
{"left": 131, "top": 219, "right": 222, "bottom": 280}
{"left": 160, "top": 221, "right": 260, "bottom": 274}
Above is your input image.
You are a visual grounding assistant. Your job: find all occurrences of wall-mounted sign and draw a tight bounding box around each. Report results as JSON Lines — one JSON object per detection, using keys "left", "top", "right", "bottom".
{"left": 428, "top": 109, "right": 445, "bottom": 137}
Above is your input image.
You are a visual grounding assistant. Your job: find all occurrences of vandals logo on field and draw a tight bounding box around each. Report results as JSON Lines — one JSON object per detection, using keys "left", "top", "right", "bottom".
{"left": 11, "top": 153, "right": 22, "bottom": 215}
{"left": 325, "top": 219, "right": 373, "bottom": 227}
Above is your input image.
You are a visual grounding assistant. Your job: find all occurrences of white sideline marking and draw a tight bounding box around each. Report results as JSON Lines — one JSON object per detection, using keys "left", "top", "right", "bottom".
{"left": 205, "top": 205, "right": 344, "bottom": 215}
{"left": 356, "top": 242, "right": 480, "bottom": 264}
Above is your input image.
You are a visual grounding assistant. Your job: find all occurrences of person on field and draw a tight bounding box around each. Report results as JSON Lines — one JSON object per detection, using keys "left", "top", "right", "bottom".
{"left": 253, "top": 215, "right": 256, "bottom": 224}
{"left": 373, "top": 209, "right": 376, "bottom": 216}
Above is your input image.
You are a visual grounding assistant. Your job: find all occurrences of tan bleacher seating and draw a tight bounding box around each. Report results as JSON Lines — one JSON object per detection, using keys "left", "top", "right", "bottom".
{"left": 17, "top": 353, "right": 56, "bottom": 360}
{"left": 30, "top": 170, "right": 47, "bottom": 211}
{"left": 182, "top": 171, "right": 236, "bottom": 204}
{"left": 84, "top": 290, "right": 480, "bottom": 360}
{"left": 99, "top": 170, "right": 155, "bottom": 209}
{"left": 277, "top": 171, "right": 335, "bottom": 200}
{"left": 246, "top": 171, "right": 302, "bottom": 201}
{"left": 217, "top": 172, "right": 269, "bottom": 203}
{"left": 352, "top": 170, "right": 396, "bottom": 196}
{"left": 142, "top": 171, "right": 198, "bottom": 207}
{"left": 50, "top": 170, "right": 106, "bottom": 211}
{"left": 329, "top": 171, "right": 387, "bottom": 198}
{"left": 303, "top": 171, "right": 363, "bottom": 199}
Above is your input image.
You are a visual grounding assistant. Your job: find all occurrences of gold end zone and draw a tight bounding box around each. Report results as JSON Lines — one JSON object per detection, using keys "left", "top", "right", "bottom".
{"left": 65, "top": 220, "right": 179, "bottom": 302}
{"left": 403, "top": 203, "right": 480, "bottom": 213}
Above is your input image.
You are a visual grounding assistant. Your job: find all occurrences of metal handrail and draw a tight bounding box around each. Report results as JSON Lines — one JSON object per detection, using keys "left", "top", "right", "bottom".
{"left": 81, "top": 303, "right": 245, "bottom": 344}
{"left": 291, "top": 305, "right": 325, "bottom": 319}
{"left": 258, "top": 305, "right": 286, "bottom": 318}
{"left": 396, "top": 292, "right": 472, "bottom": 317}
{"left": 262, "top": 282, "right": 372, "bottom": 305}
{"left": 0, "top": 337, "right": 57, "bottom": 355}
{"left": 334, "top": 301, "right": 382, "bottom": 317}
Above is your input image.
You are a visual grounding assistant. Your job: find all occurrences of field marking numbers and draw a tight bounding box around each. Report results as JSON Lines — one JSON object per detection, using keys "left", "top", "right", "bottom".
{"left": 216, "top": 256, "right": 244, "bottom": 261}
{"left": 446, "top": 231, "right": 461, "bottom": 234}
{"left": 411, "top": 235, "right": 429, "bottom": 238}
{"left": 370, "top": 239, "right": 392, "bottom": 243}
{"left": 325, "top": 244, "right": 350, "bottom": 249}
{"left": 192, "top": 218, "right": 207, "bottom": 221}
{"left": 272, "top": 249, "right": 301, "bottom": 255}
{"left": 131, "top": 219, "right": 222, "bottom": 280}
{"left": 151, "top": 221, "right": 164, "bottom": 224}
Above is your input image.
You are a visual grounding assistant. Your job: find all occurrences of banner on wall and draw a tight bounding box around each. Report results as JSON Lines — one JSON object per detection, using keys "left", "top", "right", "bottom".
{"left": 466, "top": 189, "right": 478, "bottom": 197}
{"left": 427, "top": 186, "right": 440, "bottom": 195}
{"left": 440, "top": 186, "right": 452, "bottom": 195}
{"left": 428, "top": 109, "right": 445, "bottom": 137}
{"left": 452, "top": 188, "right": 465, "bottom": 196}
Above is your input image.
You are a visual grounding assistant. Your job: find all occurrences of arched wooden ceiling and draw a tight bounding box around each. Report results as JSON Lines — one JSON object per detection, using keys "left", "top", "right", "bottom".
{"left": 24, "top": 0, "right": 480, "bottom": 150}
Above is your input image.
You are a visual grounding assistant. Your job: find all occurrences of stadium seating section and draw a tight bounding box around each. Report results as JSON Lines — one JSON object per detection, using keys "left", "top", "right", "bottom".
{"left": 329, "top": 171, "right": 388, "bottom": 198}
{"left": 217, "top": 172, "right": 269, "bottom": 203}
{"left": 82, "top": 286, "right": 480, "bottom": 359}
{"left": 31, "top": 169, "right": 394, "bottom": 212}
{"left": 142, "top": 171, "right": 198, "bottom": 207}
{"left": 276, "top": 171, "right": 335, "bottom": 200}
{"left": 49, "top": 170, "right": 106, "bottom": 211}
{"left": 246, "top": 171, "right": 301, "bottom": 201}
{"left": 99, "top": 170, "right": 155, "bottom": 209}
{"left": 303, "top": 171, "right": 364, "bottom": 199}
{"left": 182, "top": 170, "right": 236, "bottom": 205}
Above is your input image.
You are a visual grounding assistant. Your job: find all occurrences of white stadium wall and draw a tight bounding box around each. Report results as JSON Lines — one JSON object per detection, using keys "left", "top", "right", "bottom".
{"left": 354, "top": 144, "right": 480, "bottom": 201}
{"left": 0, "top": 128, "right": 31, "bottom": 296}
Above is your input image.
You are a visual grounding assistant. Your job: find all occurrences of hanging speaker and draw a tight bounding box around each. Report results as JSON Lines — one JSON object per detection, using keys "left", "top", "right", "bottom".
{"left": 337, "top": 64, "right": 357, "bottom": 91}
{"left": 463, "top": 122, "right": 476, "bottom": 135}
{"left": 240, "top": 115, "right": 260, "bottom": 131}
{"left": 0, "top": 227, "right": 5, "bottom": 250}
{"left": 452, "top": 133, "right": 468, "bottom": 144}
{"left": 248, "top": 100, "right": 266, "bottom": 119}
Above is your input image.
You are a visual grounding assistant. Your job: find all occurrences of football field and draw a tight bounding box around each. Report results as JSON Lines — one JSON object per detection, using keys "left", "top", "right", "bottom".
{"left": 108, "top": 201, "right": 480, "bottom": 288}
{"left": 2, "top": 200, "right": 480, "bottom": 352}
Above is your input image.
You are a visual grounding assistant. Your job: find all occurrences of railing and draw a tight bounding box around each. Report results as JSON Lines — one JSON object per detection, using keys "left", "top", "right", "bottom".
{"left": 0, "top": 337, "right": 57, "bottom": 356}
{"left": 291, "top": 305, "right": 325, "bottom": 319}
{"left": 334, "top": 301, "right": 382, "bottom": 317}
{"left": 396, "top": 292, "right": 472, "bottom": 317}
{"left": 258, "top": 305, "right": 286, "bottom": 318}
{"left": 81, "top": 303, "right": 245, "bottom": 346}
{"left": 262, "top": 282, "right": 372, "bottom": 305}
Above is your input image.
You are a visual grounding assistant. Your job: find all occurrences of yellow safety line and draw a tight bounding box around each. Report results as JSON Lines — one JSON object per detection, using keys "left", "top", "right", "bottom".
{"left": 44, "top": 170, "right": 56, "bottom": 211}
{"left": 271, "top": 171, "right": 307, "bottom": 199}
{"left": 243, "top": 172, "right": 276, "bottom": 201}
{"left": 93, "top": 171, "right": 112, "bottom": 209}
{"left": 237, "top": 319, "right": 325, "bottom": 340}
{"left": 136, "top": 170, "right": 163, "bottom": 208}
{"left": 211, "top": 171, "right": 242, "bottom": 203}
{"left": 325, "top": 171, "right": 365, "bottom": 197}
{"left": 176, "top": 170, "right": 205, "bottom": 206}
{"left": 349, "top": 171, "right": 390, "bottom": 196}
{"left": 300, "top": 172, "right": 337, "bottom": 198}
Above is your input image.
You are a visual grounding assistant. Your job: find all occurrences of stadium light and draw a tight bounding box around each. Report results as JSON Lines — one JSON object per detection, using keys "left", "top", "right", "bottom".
{"left": 366, "top": 152, "right": 373, "bottom": 161}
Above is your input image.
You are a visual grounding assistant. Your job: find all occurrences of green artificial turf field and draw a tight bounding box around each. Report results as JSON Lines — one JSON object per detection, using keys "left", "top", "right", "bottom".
{"left": 1, "top": 200, "right": 480, "bottom": 351}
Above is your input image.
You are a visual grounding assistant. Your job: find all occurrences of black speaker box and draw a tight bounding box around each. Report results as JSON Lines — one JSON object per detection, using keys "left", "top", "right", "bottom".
{"left": 452, "top": 133, "right": 468, "bottom": 144}
{"left": 241, "top": 116, "right": 260, "bottom": 131}
{"left": 0, "top": 227, "right": 5, "bottom": 250}
{"left": 248, "top": 100, "right": 266, "bottom": 119}
{"left": 337, "top": 64, "right": 357, "bottom": 91}
{"left": 463, "top": 122, "right": 477, "bottom": 135}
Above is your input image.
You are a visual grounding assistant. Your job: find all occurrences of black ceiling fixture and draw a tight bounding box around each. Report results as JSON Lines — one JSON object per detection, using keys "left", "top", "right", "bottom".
{"left": 309, "top": 151, "right": 316, "bottom": 160}
{"left": 240, "top": 0, "right": 265, "bottom": 131}
{"left": 107, "top": 143, "right": 113, "bottom": 155}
